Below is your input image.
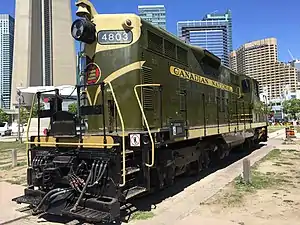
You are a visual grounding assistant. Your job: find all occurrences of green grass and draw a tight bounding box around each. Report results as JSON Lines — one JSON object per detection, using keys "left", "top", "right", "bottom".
{"left": 131, "top": 211, "right": 155, "bottom": 220}
{"left": 0, "top": 142, "right": 26, "bottom": 161}
{"left": 219, "top": 149, "right": 294, "bottom": 207}
{"left": 267, "top": 126, "right": 286, "bottom": 133}
{"left": 263, "top": 149, "right": 281, "bottom": 161}
{"left": 0, "top": 160, "right": 27, "bottom": 171}
{"left": 222, "top": 170, "right": 292, "bottom": 207}
{"left": 252, "top": 149, "right": 281, "bottom": 170}
{"left": 0, "top": 142, "right": 26, "bottom": 152}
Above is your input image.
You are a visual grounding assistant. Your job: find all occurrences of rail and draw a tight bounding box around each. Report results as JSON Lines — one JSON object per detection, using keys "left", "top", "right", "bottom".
{"left": 134, "top": 84, "right": 161, "bottom": 167}
{"left": 105, "top": 81, "right": 126, "bottom": 187}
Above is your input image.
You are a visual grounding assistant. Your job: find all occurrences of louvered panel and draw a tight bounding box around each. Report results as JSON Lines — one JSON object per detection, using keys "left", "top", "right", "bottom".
{"left": 141, "top": 66, "right": 153, "bottom": 110}
{"left": 142, "top": 66, "right": 153, "bottom": 84}
{"left": 143, "top": 88, "right": 154, "bottom": 109}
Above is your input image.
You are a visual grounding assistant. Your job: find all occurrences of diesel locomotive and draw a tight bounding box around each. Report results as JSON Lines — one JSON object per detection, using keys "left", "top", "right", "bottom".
{"left": 12, "top": 0, "right": 268, "bottom": 223}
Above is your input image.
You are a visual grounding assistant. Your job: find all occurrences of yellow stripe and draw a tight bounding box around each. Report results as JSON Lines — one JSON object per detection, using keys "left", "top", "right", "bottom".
{"left": 188, "top": 122, "right": 267, "bottom": 139}
{"left": 91, "top": 61, "right": 146, "bottom": 105}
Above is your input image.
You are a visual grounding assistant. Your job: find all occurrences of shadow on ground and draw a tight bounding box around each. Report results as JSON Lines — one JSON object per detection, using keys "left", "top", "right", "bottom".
{"left": 121, "top": 143, "right": 266, "bottom": 223}
{"left": 30, "top": 143, "right": 266, "bottom": 225}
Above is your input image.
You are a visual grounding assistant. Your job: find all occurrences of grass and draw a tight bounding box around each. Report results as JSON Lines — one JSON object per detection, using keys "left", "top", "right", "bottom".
{"left": 252, "top": 148, "right": 281, "bottom": 170}
{"left": 0, "top": 142, "right": 26, "bottom": 152}
{"left": 222, "top": 170, "right": 291, "bottom": 207}
{"left": 0, "top": 142, "right": 26, "bottom": 161}
{"left": 130, "top": 211, "right": 155, "bottom": 220}
{"left": 0, "top": 160, "right": 27, "bottom": 171}
{"left": 219, "top": 148, "right": 295, "bottom": 207}
{"left": 5, "top": 175, "right": 27, "bottom": 185}
{"left": 267, "top": 126, "right": 286, "bottom": 133}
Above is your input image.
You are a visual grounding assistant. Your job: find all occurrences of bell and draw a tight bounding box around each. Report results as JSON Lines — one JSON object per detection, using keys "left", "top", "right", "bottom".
{"left": 76, "top": 4, "right": 90, "bottom": 18}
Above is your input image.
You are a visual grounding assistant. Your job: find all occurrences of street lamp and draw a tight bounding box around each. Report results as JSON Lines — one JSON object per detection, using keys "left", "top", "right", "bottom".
{"left": 17, "top": 89, "right": 24, "bottom": 143}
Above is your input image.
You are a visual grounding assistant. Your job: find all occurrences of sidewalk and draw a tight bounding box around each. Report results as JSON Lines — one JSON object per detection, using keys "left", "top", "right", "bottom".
{"left": 0, "top": 182, "right": 27, "bottom": 224}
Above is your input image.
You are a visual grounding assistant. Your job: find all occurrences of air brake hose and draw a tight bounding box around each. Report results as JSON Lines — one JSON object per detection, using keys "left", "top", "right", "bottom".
{"left": 48, "top": 189, "right": 72, "bottom": 202}
{"left": 33, "top": 188, "right": 65, "bottom": 212}
{"left": 70, "top": 163, "right": 95, "bottom": 212}
{"left": 88, "top": 161, "right": 106, "bottom": 188}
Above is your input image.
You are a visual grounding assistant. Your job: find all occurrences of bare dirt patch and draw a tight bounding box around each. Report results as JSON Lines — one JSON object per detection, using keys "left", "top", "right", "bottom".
{"left": 0, "top": 142, "right": 27, "bottom": 185}
{"left": 193, "top": 148, "right": 300, "bottom": 225}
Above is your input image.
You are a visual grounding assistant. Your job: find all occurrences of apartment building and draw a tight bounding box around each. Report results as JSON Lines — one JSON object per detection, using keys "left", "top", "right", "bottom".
{"left": 233, "top": 38, "right": 297, "bottom": 100}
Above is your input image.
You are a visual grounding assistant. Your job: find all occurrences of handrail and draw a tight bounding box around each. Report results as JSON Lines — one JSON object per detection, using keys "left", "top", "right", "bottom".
{"left": 25, "top": 141, "right": 119, "bottom": 147}
{"left": 237, "top": 87, "right": 242, "bottom": 98}
{"left": 134, "top": 84, "right": 161, "bottom": 167}
{"left": 26, "top": 93, "right": 37, "bottom": 166}
{"left": 106, "top": 81, "right": 126, "bottom": 187}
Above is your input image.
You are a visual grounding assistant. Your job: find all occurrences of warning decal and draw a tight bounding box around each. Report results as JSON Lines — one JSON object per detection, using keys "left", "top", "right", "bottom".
{"left": 130, "top": 134, "right": 140, "bottom": 147}
{"left": 86, "top": 63, "right": 101, "bottom": 84}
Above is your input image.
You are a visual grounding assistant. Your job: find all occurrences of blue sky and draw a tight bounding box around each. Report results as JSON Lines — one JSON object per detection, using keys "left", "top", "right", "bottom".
{"left": 1, "top": 0, "right": 299, "bottom": 62}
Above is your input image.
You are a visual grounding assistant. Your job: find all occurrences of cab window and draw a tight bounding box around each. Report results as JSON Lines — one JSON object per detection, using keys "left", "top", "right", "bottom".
{"left": 241, "top": 79, "right": 251, "bottom": 93}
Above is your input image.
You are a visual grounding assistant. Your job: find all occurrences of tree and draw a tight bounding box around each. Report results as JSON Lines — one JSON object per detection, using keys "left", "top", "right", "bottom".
{"left": 0, "top": 108, "right": 9, "bottom": 123}
{"left": 31, "top": 102, "right": 45, "bottom": 118}
{"left": 68, "top": 102, "right": 77, "bottom": 114}
{"left": 19, "top": 102, "right": 45, "bottom": 125}
{"left": 282, "top": 98, "right": 300, "bottom": 120}
{"left": 253, "top": 101, "right": 271, "bottom": 114}
{"left": 19, "top": 106, "right": 30, "bottom": 125}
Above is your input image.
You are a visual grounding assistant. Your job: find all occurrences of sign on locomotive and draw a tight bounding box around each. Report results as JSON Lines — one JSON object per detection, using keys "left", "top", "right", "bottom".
{"left": 12, "top": 0, "right": 268, "bottom": 223}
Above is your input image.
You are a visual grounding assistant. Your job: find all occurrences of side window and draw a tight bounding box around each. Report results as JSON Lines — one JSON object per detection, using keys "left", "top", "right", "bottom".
{"left": 241, "top": 79, "right": 251, "bottom": 93}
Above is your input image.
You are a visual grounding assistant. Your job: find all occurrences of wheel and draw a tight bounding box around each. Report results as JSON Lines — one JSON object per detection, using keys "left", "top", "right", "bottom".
{"left": 243, "top": 138, "right": 253, "bottom": 151}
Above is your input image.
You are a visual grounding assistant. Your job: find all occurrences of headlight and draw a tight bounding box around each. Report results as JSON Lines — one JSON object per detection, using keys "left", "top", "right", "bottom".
{"left": 71, "top": 18, "right": 96, "bottom": 44}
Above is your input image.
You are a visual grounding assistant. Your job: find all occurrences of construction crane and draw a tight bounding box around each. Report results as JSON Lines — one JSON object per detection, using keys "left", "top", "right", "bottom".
{"left": 288, "top": 49, "right": 295, "bottom": 61}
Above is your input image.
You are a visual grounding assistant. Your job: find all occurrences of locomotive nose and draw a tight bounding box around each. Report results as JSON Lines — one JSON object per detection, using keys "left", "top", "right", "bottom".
{"left": 71, "top": 18, "right": 96, "bottom": 44}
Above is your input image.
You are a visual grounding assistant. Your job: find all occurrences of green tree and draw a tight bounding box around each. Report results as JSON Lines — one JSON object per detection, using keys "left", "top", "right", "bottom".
{"left": 19, "top": 106, "right": 29, "bottom": 125}
{"left": 282, "top": 98, "right": 300, "bottom": 119}
{"left": 19, "top": 102, "right": 45, "bottom": 125}
{"left": 31, "top": 102, "right": 45, "bottom": 118}
{"left": 68, "top": 102, "right": 77, "bottom": 114}
{"left": 0, "top": 108, "right": 9, "bottom": 123}
{"left": 253, "top": 101, "right": 271, "bottom": 114}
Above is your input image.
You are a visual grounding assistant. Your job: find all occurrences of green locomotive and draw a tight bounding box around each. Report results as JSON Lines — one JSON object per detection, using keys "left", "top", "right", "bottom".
{"left": 12, "top": 0, "right": 268, "bottom": 223}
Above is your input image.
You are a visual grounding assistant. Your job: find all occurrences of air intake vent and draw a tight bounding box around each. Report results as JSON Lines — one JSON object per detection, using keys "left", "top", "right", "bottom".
{"left": 141, "top": 66, "right": 153, "bottom": 109}
{"left": 148, "top": 31, "right": 163, "bottom": 53}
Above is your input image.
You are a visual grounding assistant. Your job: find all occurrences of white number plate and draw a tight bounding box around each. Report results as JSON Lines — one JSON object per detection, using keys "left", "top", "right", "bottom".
{"left": 98, "top": 30, "right": 133, "bottom": 45}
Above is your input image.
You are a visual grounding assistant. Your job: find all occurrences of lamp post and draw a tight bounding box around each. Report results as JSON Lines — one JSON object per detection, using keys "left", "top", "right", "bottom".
{"left": 17, "top": 89, "right": 24, "bottom": 143}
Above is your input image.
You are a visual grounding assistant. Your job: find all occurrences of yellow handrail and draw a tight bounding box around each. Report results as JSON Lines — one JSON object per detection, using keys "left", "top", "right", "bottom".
{"left": 134, "top": 84, "right": 161, "bottom": 167}
{"left": 25, "top": 141, "right": 119, "bottom": 147}
{"left": 106, "top": 81, "right": 126, "bottom": 187}
{"left": 237, "top": 87, "right": 242, "bottom": 98}
{"left": 26, "top": 93, "right": 37, "bottom": 166}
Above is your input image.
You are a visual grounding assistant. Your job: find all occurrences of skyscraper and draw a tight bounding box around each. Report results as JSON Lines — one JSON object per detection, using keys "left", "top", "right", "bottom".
{"left": 0, "top": 14, "right": 14, "bottom": 109}
{"left": 288, "top": 59, "right": 300, "bottom": 82}
{"left": 11, "top": 0, "right": 76, "bottom": 108}
{"left": 233, "top": 38, "right": 298, "bottom": 100}
{"left": 177, "top": 10, "right": 232, "bottom": 67}
{"left": 138, "top": 5, "right": 166, "bottom": 30}
{"left": 229, "top": 51, "right": 237, "bottom": 72}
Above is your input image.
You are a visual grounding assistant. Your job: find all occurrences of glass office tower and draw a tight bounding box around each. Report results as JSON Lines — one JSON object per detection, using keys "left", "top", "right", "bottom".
{"left": 138, "top": 5, "right": 166, "bottom": 30}
{"left": 177, "top": 10, "right": 232, "bottom": 67}
{"left": 0, "top": 14, "right": 14, "bottom": 109}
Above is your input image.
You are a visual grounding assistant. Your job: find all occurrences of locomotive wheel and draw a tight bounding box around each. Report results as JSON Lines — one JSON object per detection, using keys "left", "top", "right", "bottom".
{"left": 243, "top": 138, "right": 253, "bottom": 151}
{"left": 196, "top": 142, "right": 210, "bottom": 170}
{"left": 210, "top": 141, "right": 228, "bottom": 163}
